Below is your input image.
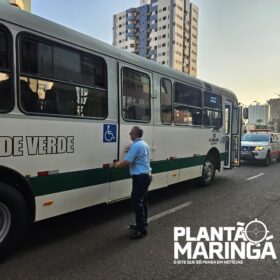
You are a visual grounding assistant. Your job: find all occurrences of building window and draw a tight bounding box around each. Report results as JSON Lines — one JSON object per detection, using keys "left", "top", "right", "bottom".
{"left": 19, "top": 34, "right": 107, "bottom": 118}
{"left": 122, "top": 67, "right": 151, "bottom": 122}
{"left": 0, "top": 26, "right": 13, "bottom": 112}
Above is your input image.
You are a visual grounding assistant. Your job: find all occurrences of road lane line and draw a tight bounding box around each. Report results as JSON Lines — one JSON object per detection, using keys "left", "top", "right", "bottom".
{"left": 147, "top": 201, "right": 192, "bottom": 223}
{"left": 246, "top": 173, "right": 264, "bottom": 181}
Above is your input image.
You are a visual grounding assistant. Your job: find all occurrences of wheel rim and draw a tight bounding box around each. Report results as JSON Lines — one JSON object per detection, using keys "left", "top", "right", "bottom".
{"left": 203, "top": 160, "right": 214, "bottom": 184}
{"left": 0, "top": 202, "right": 12, "bottom": 243}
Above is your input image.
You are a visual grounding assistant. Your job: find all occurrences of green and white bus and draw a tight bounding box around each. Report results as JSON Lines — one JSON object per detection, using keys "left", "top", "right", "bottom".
{"left": 0, "top": 4, "right": 241, "bottom": 258}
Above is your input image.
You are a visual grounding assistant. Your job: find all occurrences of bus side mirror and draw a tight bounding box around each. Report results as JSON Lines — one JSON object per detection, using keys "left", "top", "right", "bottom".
{"left": 243, "top": 108, "right": 248, "bottom": 119}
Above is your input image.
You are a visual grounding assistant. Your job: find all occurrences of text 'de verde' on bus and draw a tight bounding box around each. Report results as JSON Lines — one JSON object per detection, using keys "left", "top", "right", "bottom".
{"left": 0, "top": 4, "right": 242, "bottom": 259}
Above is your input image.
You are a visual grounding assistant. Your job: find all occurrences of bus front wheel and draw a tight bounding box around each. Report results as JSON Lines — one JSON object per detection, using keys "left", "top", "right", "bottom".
{"left": 200, "top": 157, "right": 216, "bottom": 186}
{"left": 0, "top": 183, "right": 29, "bottom": 260}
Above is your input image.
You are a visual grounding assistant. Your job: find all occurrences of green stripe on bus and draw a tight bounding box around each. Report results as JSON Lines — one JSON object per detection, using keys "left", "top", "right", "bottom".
{"left": 29, "top": 154, "right": 220, "bottom": 196}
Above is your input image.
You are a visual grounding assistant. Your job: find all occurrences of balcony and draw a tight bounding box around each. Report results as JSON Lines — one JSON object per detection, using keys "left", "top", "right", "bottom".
{"left": 9, "top": 0, "right": 24, "bottom": 9}
{"left": 127, "top": 23, "right": 136, "bottom": 29}
{"left": 127, "top": 16, "right": 136, "bottom": 21}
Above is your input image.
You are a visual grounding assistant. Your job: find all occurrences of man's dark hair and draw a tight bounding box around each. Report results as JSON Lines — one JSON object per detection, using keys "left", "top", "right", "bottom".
{"left": 132, "top": 126, "right": 143, "bottom": 138}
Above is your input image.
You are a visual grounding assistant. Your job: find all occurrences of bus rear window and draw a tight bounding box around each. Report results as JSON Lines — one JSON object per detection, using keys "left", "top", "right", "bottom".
{"left": 0, "top": 28, "right": 13, "bottom": 112}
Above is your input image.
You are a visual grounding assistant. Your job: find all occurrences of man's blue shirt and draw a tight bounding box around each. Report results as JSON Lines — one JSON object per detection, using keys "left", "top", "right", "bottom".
{"left": 124, "top": 138, "right": 151, "bottom": 175}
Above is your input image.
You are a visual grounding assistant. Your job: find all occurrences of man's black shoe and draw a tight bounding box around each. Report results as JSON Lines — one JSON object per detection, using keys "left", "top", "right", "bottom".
{"left": 128, "top": 224, "right": 148, "bottom": 230}
{"left": 128, "top": 224, "right": 137, "bottom": 230}
{"left": 130, "top": 230, "right": 147, "bottom": 239}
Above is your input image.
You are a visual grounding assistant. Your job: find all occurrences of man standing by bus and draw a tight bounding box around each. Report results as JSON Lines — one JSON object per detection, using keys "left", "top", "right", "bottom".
{"left": 113, "top": 126, "right": 152, "bottom": 239}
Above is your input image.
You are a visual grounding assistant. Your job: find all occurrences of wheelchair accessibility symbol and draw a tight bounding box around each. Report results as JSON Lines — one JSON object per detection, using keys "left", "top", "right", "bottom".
{"left": 103, "top": 124, "right": 117, "bottom": 143}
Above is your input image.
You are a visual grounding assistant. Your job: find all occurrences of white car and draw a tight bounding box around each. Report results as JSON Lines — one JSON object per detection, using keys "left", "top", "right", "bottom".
{"left": 241, "top": 132, "right": 280, "bottom": 166}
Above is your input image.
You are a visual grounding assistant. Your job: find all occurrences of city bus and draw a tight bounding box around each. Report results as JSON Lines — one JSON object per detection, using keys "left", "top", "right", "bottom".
{"left": 0, "top": 4, "right": 241, "bottom": 258}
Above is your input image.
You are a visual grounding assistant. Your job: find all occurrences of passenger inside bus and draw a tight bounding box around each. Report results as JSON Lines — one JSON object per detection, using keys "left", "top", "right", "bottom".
{"left": 20, "top": 79, "right": 40, "bottom": 112}
{"left": 44, "top": 88, "right": 58, "bottom": 114}
{"left": 203, "top": 113, "right": 210, "bottom": 126}
{"left": 0, "top": 75, "right": 12, "bottom": 110}
{"left": 125, "top": 105, "right": 150, "bottom": 121}
{"left": 55, "top": 84, "right": 77, "bottom": 115}
{"left": 43, "top": 83, "right": 78, "bottom": 115}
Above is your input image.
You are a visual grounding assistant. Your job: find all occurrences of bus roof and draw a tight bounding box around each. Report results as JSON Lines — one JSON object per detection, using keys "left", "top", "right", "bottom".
{"left": 0, "top": 4, "right": 238, "bottom": 102}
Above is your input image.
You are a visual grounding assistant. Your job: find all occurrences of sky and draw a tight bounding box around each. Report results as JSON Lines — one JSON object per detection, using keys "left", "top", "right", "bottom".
{"left": 31, "top": 0, "right": 280, "bottom": 105}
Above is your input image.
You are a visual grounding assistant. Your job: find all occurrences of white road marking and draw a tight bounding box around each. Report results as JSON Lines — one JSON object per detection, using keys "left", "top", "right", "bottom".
{"left": 147, "top": 201, "right": 192, "bottom": 223}
{"left": 246, "top": 173, "right": 264, "bottom": 181}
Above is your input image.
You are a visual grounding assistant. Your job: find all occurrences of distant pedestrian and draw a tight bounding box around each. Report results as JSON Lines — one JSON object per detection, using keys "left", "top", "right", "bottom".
{"left": 113, "top": 126, "right": 152, "bottom": 239}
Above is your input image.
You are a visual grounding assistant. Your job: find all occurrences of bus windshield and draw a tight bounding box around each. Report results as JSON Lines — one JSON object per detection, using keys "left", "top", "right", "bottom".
{"left": 241, "top": 133, "right": 269, "bottom": 142}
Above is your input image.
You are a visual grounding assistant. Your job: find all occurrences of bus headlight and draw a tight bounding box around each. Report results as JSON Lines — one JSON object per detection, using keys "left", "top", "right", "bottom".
{"left": 255, "top": 146, "right": 264, "bottom": 151}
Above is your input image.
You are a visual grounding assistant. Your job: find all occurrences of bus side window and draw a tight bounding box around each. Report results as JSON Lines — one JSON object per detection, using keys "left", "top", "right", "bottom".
{"left": 203, "top": 91, "right": 222, "bottom": 129}
{"left": 0, "top": 27, "right": 13, "bottom": 112}
{"left": 160, "top": 78, "right": 172, "bottom": 125}
{"left": 174, "top": 83, "right": 202, "bottom": 126}
{"left": 19, "top": 34, "right": 107, "bottom": 119}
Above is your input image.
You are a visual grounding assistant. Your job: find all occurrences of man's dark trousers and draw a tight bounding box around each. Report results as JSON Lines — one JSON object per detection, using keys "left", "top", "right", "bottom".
{"left": 131, "top": 174, "right": 151, "bottom": 233}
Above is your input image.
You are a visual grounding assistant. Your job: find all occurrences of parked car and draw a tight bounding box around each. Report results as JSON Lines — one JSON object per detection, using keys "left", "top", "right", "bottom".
{"left": 241, "top": 131, "right": 280, "bottom": 166}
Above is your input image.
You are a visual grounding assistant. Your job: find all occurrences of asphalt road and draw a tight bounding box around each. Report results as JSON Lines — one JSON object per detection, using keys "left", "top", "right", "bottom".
{"left": 1, "top": 160, "right": 280, "bottom": 280}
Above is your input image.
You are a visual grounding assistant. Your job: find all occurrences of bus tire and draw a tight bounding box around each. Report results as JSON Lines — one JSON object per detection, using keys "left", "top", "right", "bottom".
{"left": 0, "top": 183, "right": 29, "bottom": 260}
{"left": 200, "top": 157, "right": 216, "bottom": 186}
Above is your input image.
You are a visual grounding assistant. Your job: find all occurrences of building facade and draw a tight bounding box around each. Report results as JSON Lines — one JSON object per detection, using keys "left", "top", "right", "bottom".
{"left": 0, "top": 0, "right": 31, "bottom": 11}
{"left": 248, "top": 104, "right": 269, "bottom": 126}
{"left": 267, "top": 98, "right": 280, "bottom": 132}
{"left": 113, "top": 0, "right": 198, "bottom": 77}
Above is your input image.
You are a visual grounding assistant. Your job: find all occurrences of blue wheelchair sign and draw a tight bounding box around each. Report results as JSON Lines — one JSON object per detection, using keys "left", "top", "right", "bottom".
{"left": 103, "top": 124, "right": 117, "bottom": 143}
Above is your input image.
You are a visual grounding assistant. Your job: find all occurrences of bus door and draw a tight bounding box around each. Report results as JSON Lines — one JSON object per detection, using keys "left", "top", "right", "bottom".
{"left": 224, "top": 102, "right": 242, "bottom": 168}
{"left": 108, "top": 62, "right": 154, "bottom": 202}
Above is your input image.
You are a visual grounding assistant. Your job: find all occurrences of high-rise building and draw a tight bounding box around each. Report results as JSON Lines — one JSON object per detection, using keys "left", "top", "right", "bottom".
{"left": 267, "top": 98, "right": 280, "bottom": 121}
{"left": 248, "top": 104, "right": 269, "bottom": 126}
{"left": 0, "top": 0, "right": 31, "bottom": 12}
{"left": 267, "top": 98, "right": 280, "bottom": 132}
{"left": 113, "top": 0, "right": 198, "bottom": 77}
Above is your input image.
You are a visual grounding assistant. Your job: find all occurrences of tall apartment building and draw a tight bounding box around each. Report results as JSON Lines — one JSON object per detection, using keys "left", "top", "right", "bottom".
{"left": 248, "top": 104, "right": 269, "bottom": 126}
{"left": 0, "top": 0, "right": 31, "bottom": 11}
{"left": 267, "top": 98, "right": 280, "bottom": 131}
{"left": 267, "top": 98, "right": 280, "bottom": 121}
{"left": 113, "top": 0, "right": 198, "bottom": 77}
